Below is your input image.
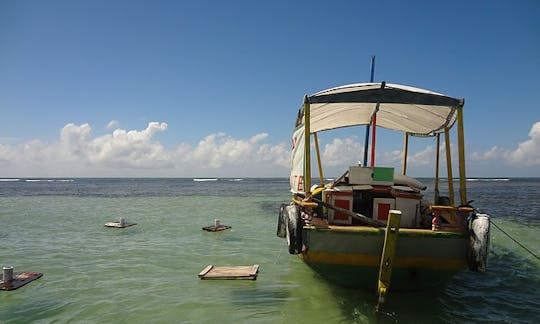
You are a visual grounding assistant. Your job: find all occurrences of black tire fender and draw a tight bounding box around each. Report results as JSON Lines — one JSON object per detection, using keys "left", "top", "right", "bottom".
{"left": 468, "top": 213, "right": 490, "bottom": 272}
{"left": 276, "top": 203, "right": 288, "bottom": 238}
{"left": 285, "top": 204, "right": 303, "bottom": 254}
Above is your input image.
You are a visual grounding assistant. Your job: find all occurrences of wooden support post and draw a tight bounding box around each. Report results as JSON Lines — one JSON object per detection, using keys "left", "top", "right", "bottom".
{"left": 370, "top": 113, "right": 377, "bottom": 167}
{"left": 434, "top": 133, "right": 441, "bottom": 204}
{"left": 402, "top": 133, "right": 409, "bottom": 175}
{"left": 376, "top": 210, "right": 401, "bottom": 310}
{"left": 303, "top": 96, "right": 311, "bottom": 194}
{"left": 456, "top": 103, "right": 467, "bottom": 205}
{"left": 313, "top": 133, "right": 324, "bottom": 187}
{"left": 444, "top": 127, "right": 455, "bottom": 206}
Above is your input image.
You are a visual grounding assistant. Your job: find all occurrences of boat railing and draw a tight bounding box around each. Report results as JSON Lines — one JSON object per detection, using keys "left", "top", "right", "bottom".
{"left": 429, "top": 205, "right": 472, "bottom": 232}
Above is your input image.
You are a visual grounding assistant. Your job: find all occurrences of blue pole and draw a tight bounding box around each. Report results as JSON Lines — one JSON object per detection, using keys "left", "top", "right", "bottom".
{"left": 363, "top": 56, "right": 375, "bottom": 166}
{"left": 370, "top": 55, "right": 375, "bottom": 83}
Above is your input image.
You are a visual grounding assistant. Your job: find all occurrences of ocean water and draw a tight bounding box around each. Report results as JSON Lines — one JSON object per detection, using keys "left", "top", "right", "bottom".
{"left": 0, "top": 178, "right": 539, "bottom": 323}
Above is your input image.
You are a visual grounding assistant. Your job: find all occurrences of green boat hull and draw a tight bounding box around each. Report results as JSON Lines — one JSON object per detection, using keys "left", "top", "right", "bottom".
{"left": 300, "top": 225, "right": 469, "bottom": 289}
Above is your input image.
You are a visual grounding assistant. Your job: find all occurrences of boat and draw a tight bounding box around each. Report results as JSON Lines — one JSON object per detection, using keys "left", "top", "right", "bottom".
{"left": 277, "top": 82, "right": 490, "bottom": 302}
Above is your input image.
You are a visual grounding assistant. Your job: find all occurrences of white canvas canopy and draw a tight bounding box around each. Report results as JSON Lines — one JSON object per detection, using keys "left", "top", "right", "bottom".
{"left": 295, "top": 82, "right": 463, "bottom": 136}
{"left": 290, "top": 82, "right": 464, "bottom": 193}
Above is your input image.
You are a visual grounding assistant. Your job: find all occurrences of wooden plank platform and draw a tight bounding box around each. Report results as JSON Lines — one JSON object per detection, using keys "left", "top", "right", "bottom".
{"left": 104, "top": 222, "right": 137, "bottom": 228}
{"left": 1, "top": 272, "right": 43, "bottom": 291}
{"left": 202, "top": 225, "right": 231, "bottom": 232}
{"left": 198, "top": 264, "right": 259, "bottom": 280}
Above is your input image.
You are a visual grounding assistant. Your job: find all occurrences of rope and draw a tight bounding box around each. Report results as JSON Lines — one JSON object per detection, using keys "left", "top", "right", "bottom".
{"left": 490, "top": 218, "right": 540, "bottom": 261}
{"left": 273, "top": 245, "right": 283, "bottom": 264}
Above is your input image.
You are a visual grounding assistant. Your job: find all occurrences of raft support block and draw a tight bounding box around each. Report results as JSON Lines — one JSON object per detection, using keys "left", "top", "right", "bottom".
{"left": 1, "top": 266, "right": 43, "bottom": 291}
{"left": 3, "top": 266, "right": 13, "bottom": 284}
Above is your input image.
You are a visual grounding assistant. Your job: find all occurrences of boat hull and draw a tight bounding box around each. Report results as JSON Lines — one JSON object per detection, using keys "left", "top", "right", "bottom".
{"left": 300, "top": 225, "right": 468, "bottom": 289}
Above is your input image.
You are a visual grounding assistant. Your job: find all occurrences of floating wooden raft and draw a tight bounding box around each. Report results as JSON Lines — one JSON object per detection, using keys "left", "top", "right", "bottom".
{"left": 198, "top": 264, "right": 259, "bottom": 280}
{"left": 104, "top": 221, "right": 137, "bottom": 228}
{"left": 202, "top": 224, "right": 231, "bottom": 232}
{"left": 1, "top": 272, "right": 43, "bottom": 291}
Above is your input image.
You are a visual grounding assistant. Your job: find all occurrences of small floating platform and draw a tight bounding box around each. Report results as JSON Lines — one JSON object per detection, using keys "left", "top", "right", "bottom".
{"left": 1, "top": 272, "right": 43, "bottom": 291}
{"left": 198, "top": 264, "right": 259, "bottom": 280}
{"left": 202, "top": 224, "right": 231, "bottom": 232}
{"left": 104, "top": 222, "right": 137, "bottom": 228}
{"left": 105, "top": 218, "right": 136, "bottom": 228}
{"left": 202, "top": 219, "right": 230, "bottom": 232}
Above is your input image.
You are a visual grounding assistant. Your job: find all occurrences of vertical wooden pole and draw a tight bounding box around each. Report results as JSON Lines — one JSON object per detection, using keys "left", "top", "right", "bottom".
{"left": 456, "top": 103, "right": 467, "bottom": 205}
{"left": 304, "top": 96, "right": 311, "bottom": 194}
{"left": 444, "top": 127, "right": 455, "bottom": 206}
{"left": 314, "top": 133, "right": 324, "bottom": 187}
{"left": 363, "top": 125, "right": 370, "bottom": 167}
{"left": 434, "top": 133, "right": 441, "bottom": 204}
{"left": 370, "top": 114, "right": 377, "bottom": 167}
{"left": 402, "top": 133, "right": 409, "bottom": 175}
{"left": 370, "top": 83, "right": 385, "bottom": 167}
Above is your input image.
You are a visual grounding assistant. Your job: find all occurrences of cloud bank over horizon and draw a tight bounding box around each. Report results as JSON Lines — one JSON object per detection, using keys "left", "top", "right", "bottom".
{"left": 0, "top": 121, "right": 539, "bottom": 178}
{"left": 0, "top": 122, "right": 290, "bottom": 177}
{"left": 471, "top": 121, "right": 540, "bottom": 166}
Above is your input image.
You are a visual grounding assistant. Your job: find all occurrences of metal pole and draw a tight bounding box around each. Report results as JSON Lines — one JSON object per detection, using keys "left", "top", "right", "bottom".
{"left": 363, "top": 56, "right": 376, "bottom": 166}
{"left": 370, "top": 56, "right": 376, "bottom": 83}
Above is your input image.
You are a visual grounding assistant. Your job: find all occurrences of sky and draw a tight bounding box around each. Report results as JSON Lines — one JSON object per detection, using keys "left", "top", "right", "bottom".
{"left": 1, "top": 0, "right": 539, "bottom": 178}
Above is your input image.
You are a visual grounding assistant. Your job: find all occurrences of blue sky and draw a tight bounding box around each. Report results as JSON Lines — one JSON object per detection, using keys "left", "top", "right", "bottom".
{"left": 1, "top": 0, "right": 539, "bottom": 177}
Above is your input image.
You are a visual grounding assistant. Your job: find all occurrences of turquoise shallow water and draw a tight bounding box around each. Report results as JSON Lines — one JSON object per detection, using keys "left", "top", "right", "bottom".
{"left": 1, "top": 178, "right": 539, "bottom": 323}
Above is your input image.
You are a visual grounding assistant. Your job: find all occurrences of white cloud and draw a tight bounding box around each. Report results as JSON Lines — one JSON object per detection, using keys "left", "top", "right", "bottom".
{"left": 0, "top": 122, "right": 289, "bottom": 177}
{"left": 471, "top": 146, "right": 507, "bottom": 161}
{"left": 249, "top": 133, "right": 268, "bottom": 144}
{"left": 471, "top": 121, "right": 540, "bottom": 168}
{"left": 507, "top": 121, "right": 540, "bottom": 166}
{"left": 3, "top": 121, "right": 539, "bottom": 177}
{"left": 59, "top": 123, "right": 92, "bottom": 161}
{"left": 319, "top": 137, "right": 440, "bottom": 173}
{"left": 107, "top": 120, "right": 120, "bottom": 129}
{"left": 88, "top": 122, "right": 171, "bottom": 168}
{"left": 176, "top": 132, "right": 288, "bottom": 174}
{"left": 380, "top": 149, "right": 403, "bottom": 165}
{"left": 322, "top": 137, "right": 364, "bottom": 167}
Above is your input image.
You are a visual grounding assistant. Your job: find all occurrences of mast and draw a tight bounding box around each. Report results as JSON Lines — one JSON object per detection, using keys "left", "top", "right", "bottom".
{"left": 363, "top": 56, "right": 375, "bottom": 166}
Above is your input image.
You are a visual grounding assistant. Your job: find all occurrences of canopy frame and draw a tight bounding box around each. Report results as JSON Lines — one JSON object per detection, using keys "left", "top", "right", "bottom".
{"left": 291, "top": 82, "right": 467, "bottom": 206}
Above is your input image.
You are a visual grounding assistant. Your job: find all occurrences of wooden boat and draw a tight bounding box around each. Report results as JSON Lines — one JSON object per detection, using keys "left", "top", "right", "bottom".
{"left": 277, "top": 82, "right": 490, "bottom": 301}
